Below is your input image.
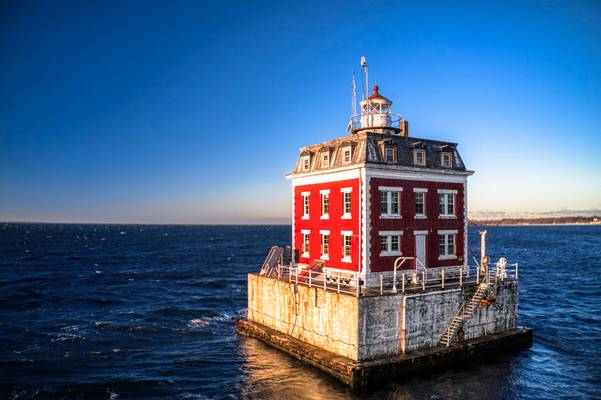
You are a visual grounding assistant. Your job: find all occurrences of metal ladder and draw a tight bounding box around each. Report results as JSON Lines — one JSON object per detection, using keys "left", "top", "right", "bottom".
{"left": 260, "top": 246, "right": 283, "bottom": 277}
{"left": 439, "top": 281, "right": 490, "bottom": 347}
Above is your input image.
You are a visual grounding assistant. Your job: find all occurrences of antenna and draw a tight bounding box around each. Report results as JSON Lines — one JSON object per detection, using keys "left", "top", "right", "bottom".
{"left": 360, "top": 56, "right": 369, "bottom": 99}
{"left": 351, "top": 71, "right": 357, "bottom": 131}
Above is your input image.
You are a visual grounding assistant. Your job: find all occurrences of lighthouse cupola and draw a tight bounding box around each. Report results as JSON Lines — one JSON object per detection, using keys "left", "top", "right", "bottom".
{"left": 360, "top": 85, "right": 393, "bottom": 130}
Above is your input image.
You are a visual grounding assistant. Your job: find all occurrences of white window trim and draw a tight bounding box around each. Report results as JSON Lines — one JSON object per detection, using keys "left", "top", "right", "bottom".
{"left": 384, "top": 147, "right": 395, "bottom": 162}
{"left": 413, "top": 149, "right": 426, "bottom": 166}
{"left": 320, "top": 233, "right": 330, "bottom": 260}
{"left": 414, "top": 230, "right": 428, "bottom": 235}
{"left": 341, "top": 231, "right": 353, "bottom": 263}
{"left": 320, "top": 191, "right": 330, "bottom": 219}
{"left": 441, "top": 152, "right": 453, "bottom": 168}
{"left": 379, "top": 231, "right": 403, "bottom": 257}
{"left": 438, "top": 230, "right": 457, "bottom": 260}
{"left": 321, "top": 152, "right": 330, "bottom": 168}
{"left": 301, "top": 231, "right": 310, "bottom": 258}
{"left": 414, "top": 189, "right": 427, "bottom": 219}
{"left": 378, "top": 186, "right": 403, "bottom": 192}
{"left": 342, "top": 147, "right": 352, "bottom": 164}
{"left": 301, "top": 156, "right": 311, "bottom": 171}
{"left": 301, "top": 193, "right": 310, "bottom": 220}
{"left": 438, "top": 192, "right": 456, "bottom": 219}
{"left": 341, "top": 188, "right": 352, "bottom": 219}
{"left": 380, "top": 188, "right": 402, "bottom": 219}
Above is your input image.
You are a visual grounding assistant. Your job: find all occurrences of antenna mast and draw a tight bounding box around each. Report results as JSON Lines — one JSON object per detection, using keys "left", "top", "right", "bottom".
{"left": 360, "top": 56, "right": 369, "bottom": 99}
{"left": 351, "top": 71, "right": 357, "bottom": 131}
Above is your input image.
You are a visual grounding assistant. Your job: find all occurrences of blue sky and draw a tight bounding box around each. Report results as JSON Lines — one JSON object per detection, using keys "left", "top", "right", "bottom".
{"left": 1, "top": 0, "right": 600, "bottom": 223}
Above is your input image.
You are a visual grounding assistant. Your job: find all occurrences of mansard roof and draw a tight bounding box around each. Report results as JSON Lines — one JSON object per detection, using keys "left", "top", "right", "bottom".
{"left": 290, "top": 131, "right": 470, "bottom": 176}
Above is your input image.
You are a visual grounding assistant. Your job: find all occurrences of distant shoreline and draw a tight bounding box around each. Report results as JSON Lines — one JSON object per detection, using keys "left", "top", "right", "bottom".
{"left": 469, "top": 216, "right": 601, "bottom": 227}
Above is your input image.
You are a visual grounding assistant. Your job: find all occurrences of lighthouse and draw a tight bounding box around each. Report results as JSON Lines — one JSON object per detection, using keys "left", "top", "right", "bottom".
{"left": 288, "top": 77, "right": 471, "bottom": 286}
{"left": 237, "top": 59, "right": 532, "bottom": 389}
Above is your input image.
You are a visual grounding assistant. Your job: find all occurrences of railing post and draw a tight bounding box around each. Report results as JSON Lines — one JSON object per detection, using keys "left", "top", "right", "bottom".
{"left": 323, "top": 271, "right": 327, "bottom": 290}
{"left": 476, "top": 267, "right": 480, "bottom": 284}
{"left": 309, "top": 270, "right": 312, "bottom": 287}
{"left": 515, "top": 263, "right": 519, "bottom": 280}
{"left": 289, "top": 266, "right": 292, "bottom": 283}
{"left": 422, "top": 271, "right": 425, "bottom": 291}
{"left": 295, "top": 267, "right": 298, "bottom": 285}
{"left": 337, "top": 273, "right": 340, "bottom": 294}
{"left": 356, "top": 273, "right": 360, "bottom": 297}
{"left": 402, "top": 273, "right": 405, "bottom": 293}
{"left": 380, "top": 274, "right": 383, "bottom": 295}
{"left": 393, "top": 269, "right": 397, "bottom": 293}
{"left": 459, "top": 268, "right": 462, "bottom": 287}
{"left": 441, "top": 269, "right": 445, "bottom": 289}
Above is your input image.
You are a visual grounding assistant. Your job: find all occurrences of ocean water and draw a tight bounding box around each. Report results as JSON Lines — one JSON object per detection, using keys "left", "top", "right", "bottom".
{"left": 1, "top": 223, "right": 600, "bottom": 399}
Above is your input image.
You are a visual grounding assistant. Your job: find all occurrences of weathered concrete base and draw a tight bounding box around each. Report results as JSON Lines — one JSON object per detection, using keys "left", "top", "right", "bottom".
{"left": 236, "top": 318, "right": 533, "bottom": 390}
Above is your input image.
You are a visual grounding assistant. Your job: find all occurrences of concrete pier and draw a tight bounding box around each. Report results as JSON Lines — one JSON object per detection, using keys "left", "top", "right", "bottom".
{"left": 236, "top": 318, "right": 533, "bottom": 389}
{"left": 238, "top": 273, "right": 532, "bottom": 388}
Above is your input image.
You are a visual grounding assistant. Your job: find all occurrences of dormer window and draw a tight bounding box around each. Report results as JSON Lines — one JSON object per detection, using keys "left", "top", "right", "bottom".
{"left": 441, "top": 152, "right": 453, "bottom": 168}
{"left": 342, "top": 147, "right": 352, "bottom": 163}
{"left": 301, "top": 156, "right": 311, "bottom": 171}
{"left": 414, "top": 149, "right": 426, "bottom": 166}
{"left": 321, "top": 152, "right": 330, "bottom": 168}
{"left": 384, "top": 147, "right": 396, "bottom": 162}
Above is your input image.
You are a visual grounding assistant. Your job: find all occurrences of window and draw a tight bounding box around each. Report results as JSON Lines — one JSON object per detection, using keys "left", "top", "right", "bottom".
{"left": 384, "top": 147, "right": 395, "bottom": 162}
{"left": 438, "top": 191, "right": 456, "bottom": 218}
{"left": 342, "top": 231, "right": 352, "bottom": 262}
{"left": 320, "top": 233, "right": 330, "bottom": 259}
{"left": 320, "top": 191, "right": 329, "bottom": 218}
{"left": 379, "top": 187, "right": 401, "bottom": 218}
{"left": 301, "top": 192, "right": 310, "bottom": 219}
{"left": 415, "top": 192, "right": 425, "bottom": 217}
{"left": 441, "top": 152, "right": 452, "bottom": 168}
{"left": 341, "top": 188, "right": 352, "bottom": 218}
{"left": 301, "top": 156, "right": 311, "bottom": 171}
{"left": 414, "top": 149, "right": 426, "bottom": 166}
{"left": 321, "top": 152, "right": 329, "bottom": 168}
{"left": 301, "top": 231, "right": 310, "bottom": 257}
{"left": 438, "top": 231, "right": 457, "bottom": 259}
{"left": 342, "top": 147, "right": 352, "bottom": 163}
{"left": 379, "top": 231, "right": 402, "bottom": 256}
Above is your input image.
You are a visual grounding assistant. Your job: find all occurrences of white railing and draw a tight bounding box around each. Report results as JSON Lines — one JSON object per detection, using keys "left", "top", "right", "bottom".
{"left": 270, "top": 261, "right": 519, "bottom": 298}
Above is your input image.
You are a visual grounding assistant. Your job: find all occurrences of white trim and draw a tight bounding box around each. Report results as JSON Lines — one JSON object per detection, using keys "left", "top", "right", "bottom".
{"left": 340, "top": 187, "right": 353, "bottom": 193}
{"left": 413, "top": 149, "right": 426, "bottom": 166}
{"left": 301, "top": 191, "right": 311, "bottom": 196}
{"left": 301, "top": 215, "right": 310, "bottom": 220}
{"left": 320, "top": 215, "right": 330, "bottom": 220}
{"left": 289, "top": 168, "right": 361, "bottom": 186}
{"left": 365, "top": 168, "right": 470, "bottom": 183}
{"left": 341, "top": 256, "right": 352, "bottom": 263}
{"left": 379, "top": 230, "right": 403, "bottom": 236}
{"left": 414, "top": 215, "right": 427, "bottom": 220}
{"left": 341, "top": 214, "right": 352, "bottom": 220}
{"left": 438, "top": 255, "right": 457, "bottom": 260}
{"left": 341, "top": 146, "right": 352, "bottom": 164}
{"left": 381, "top": 214, "right": 402, "bottom": 220}
{"left": 320, "top": 230, "right": 330, "bottom": 234}
{"left": 341, "top": 230, "right": 353, "bottom": 236}
{"left": 320, "top": 189, "right": 330, "bottom": 194}
{"left": 437, "top": 189, "right": 458, "bottom": 194}
{"left": 378, "top": 185, "right": 403, "bottom": 192}
{"left": 464, "top": 181, "right": 469, "bottom": 269}
{"left": 320, "top": 255, "right": 330, "bottom": 260}
{"left": 438, "top": 215, "right": 457, "bottom": 219}
{"left": 361, "top": 168, "right": 369, "bottom": 276}
{"left": 301, "top": 229, "right": 311, "bottom": 234}
{"left": 437, "top": 230, "right": 458, "bottom": 236}
{"left": 413, "top": 187, "right": 428, "bottom": 193}
{"left": 301, "top": 252, "right": 310, "bottom": 258}
{"left": 413, "top": 230, "right": 428, "bottom": 235}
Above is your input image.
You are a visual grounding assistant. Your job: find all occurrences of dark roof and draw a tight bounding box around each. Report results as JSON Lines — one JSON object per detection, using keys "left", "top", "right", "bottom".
{"left": 290, "top": 131, "right": 469, "bottom": 175}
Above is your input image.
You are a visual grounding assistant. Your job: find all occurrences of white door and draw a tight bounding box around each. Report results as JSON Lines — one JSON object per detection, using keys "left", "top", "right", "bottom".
{"left": 415, "top": 234, "right": 426, "bottom": 270}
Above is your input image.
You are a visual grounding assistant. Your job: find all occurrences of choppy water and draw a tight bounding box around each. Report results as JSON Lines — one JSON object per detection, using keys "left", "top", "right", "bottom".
{"left": 1, "top": 223, "right": 600, "bottom": 399}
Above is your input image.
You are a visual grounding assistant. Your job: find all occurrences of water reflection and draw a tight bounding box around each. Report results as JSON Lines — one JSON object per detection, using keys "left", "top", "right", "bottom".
{"left": 238, "top": 335, "right": 523, "bottom": 400}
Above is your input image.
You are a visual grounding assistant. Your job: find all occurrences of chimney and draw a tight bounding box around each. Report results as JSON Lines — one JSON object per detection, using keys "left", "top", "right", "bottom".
{"left": 400, "top": 120, "right": 409, "bottom": 137}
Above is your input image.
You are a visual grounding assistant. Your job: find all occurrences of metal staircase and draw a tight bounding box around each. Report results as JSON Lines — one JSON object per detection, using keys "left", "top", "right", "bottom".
{"left": 260, "top": 246, "right": 283, "bottom": 277}
{"left": 439, "top": 281, "right": 491, "bottom": 347}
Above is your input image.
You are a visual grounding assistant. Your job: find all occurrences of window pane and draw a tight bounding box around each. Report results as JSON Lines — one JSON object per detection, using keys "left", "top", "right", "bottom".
{"left": 448, "top": 235, "right": 455, "bottom": 255}
{"left": 380, "top": 236, "right": 388, "bottom": 252}
{"left": 344, "top": 192, "right": 351, "bottom": 214}
{"left": 391, "top": 235, "right": 400, "bottom": 252}
{"left": 439, "top": 234, "right": 446, "bottom": 256}
{"left": 447, "top": 195, "right": 454, "bottom": 215}
{"left": 391, "top": 192, "right": 399, "bottom": 214}
{"left": 439, "top": 194, "right": 446, "bottom": 215}
{"left": 415, "top": 193, "right": 424, "bottom": 215}
{"left": 380, "top": 191, "right": 388, "bottom": 215}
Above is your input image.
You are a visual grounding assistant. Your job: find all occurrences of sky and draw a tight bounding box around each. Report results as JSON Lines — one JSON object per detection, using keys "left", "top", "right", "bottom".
{"left": 1, "top": 0, "right": 600, "bottom": 224}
